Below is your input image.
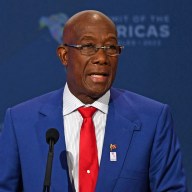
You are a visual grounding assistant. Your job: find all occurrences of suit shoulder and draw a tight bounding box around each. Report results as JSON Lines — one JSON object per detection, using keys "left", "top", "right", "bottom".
{"left": 111, "top": 87, "right": 167, "bottom": 111}
{"left": 10, "top": 88, "right": 63, "bottom": 112}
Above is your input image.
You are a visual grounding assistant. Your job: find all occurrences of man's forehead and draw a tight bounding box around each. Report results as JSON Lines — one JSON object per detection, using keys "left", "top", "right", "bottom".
{"left": 73, "top": 18, "right": 115, "bottom": 29}
{"left": 73, "top": 26, "right": 117, "bottom": 42}
{"left": 63, "top": 10, "right": 116, "bottom": 42}
{"left": 79, "top": 34, "right": 117, "bottom": 41}
{"left": 68, "top": 21, "right": 116, "bottom": 41}
{"left": 75, "top": 24, "right": 116, "bottom": 33}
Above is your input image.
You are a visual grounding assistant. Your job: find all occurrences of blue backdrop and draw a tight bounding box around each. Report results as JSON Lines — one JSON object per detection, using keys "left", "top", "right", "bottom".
{"left": 0, "top": 0, "right": 191, "bottom": 189}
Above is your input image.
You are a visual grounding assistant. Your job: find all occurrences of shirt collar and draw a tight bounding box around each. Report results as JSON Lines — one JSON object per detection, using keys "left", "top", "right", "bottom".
{"left": 63, "top": 83, "right": 110, "bottom": 116}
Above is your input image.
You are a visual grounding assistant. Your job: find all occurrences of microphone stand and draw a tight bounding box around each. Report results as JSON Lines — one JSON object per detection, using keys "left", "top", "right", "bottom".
{"left": 43, "top": 139, "right": 54, "bottom": 192}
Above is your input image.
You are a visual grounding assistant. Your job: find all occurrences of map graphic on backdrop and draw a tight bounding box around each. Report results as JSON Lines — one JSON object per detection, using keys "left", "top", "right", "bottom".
{"left": 39, "top": 13, "right": 69, "bottom": 44}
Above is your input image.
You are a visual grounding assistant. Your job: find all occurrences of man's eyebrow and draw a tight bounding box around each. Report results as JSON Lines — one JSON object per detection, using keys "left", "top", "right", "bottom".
{"left": 79, "top": 35, "right": 117, "bottom": 42}
{"left": 106, "top": 36, "right": 118, "bottom": 41}
{"left": 79, "top": 36, "right": 96, "bottom": 41}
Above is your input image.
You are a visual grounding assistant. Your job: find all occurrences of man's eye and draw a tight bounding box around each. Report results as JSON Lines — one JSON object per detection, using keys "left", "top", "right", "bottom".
{"left": 107, "top": 45, "right": 117, "bottom": 50}
{"left": 82, "top": 44, "right": 95, "bottom": 48}
{"left": 109, "top": 45, "right": 117, "bottom": 49}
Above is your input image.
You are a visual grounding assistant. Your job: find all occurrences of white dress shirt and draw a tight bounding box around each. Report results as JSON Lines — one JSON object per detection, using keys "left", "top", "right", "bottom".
{"left": 63, "top": 83, "right": 110, "bottom": 192}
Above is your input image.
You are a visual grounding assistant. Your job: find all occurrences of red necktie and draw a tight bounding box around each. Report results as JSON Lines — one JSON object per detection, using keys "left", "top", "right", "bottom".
{"left": 78, "top": 106, "right": 99, "bottom": 192}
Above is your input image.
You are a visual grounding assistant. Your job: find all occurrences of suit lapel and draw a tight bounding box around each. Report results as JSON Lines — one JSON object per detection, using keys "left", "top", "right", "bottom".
{"left": 35, "top": 89, "right": 73, "bottom": 191}
{"left": 96, "top": 88, "right": 141, "bottom": 192}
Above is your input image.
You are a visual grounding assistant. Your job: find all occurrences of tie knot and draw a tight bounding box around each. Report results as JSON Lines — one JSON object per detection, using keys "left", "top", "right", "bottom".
{"left": 78, "top": 106, "right": 97, "bottom": 118}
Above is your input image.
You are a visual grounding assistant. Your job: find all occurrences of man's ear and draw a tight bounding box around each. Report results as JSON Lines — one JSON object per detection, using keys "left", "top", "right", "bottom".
{"left": 57, "top": 45, "right": 68, "bottom": 67}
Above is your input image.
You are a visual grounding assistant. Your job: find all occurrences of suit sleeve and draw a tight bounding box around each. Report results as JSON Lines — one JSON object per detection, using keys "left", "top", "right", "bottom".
{"left": 149, "top": 104, "right": 187, "bottom": 191}
{"left": 0, "top": 108, "right": 22, "bottom": 191}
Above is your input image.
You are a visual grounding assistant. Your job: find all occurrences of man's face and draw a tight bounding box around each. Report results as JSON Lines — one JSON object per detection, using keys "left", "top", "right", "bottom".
{"left": 60, "top": 16, "right": 119, "bottom": 103}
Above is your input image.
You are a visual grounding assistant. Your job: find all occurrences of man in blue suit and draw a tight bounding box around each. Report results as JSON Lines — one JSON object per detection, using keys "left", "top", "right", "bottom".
{"left": 0, "top": 10, "right": 187, "bottom": 191}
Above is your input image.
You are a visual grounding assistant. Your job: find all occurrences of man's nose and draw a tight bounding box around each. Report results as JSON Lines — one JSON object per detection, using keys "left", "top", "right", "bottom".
{"left": 91, "top": 48, "right": 109, "bottom": 65}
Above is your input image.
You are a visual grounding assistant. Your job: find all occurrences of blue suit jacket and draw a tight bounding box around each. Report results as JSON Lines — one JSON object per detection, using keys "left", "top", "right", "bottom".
{"left": 0, "top": 87, "right": 187, "bottom": 191}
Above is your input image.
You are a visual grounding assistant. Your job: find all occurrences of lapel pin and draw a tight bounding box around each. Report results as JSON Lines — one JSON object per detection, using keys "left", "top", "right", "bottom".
{"left": 110, "top": 144, "right": 117, "bottom": 161}
{"left": 110, "top": 144, "right": 117, "bottom": 151}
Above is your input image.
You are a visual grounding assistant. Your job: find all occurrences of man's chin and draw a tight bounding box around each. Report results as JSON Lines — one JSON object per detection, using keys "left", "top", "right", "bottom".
{"left": 88, "top": 86, "right": 109, "bottom": 99}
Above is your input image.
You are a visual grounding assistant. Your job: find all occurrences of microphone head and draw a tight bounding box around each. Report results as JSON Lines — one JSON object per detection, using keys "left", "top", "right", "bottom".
{"left": 46, "top": 128, "right": 60, "bottom": 144}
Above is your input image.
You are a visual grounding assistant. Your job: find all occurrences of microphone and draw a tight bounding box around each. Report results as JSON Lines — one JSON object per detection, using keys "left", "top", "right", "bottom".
{"left": 43, "top": 128, "right": 59, "bottom": 192}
